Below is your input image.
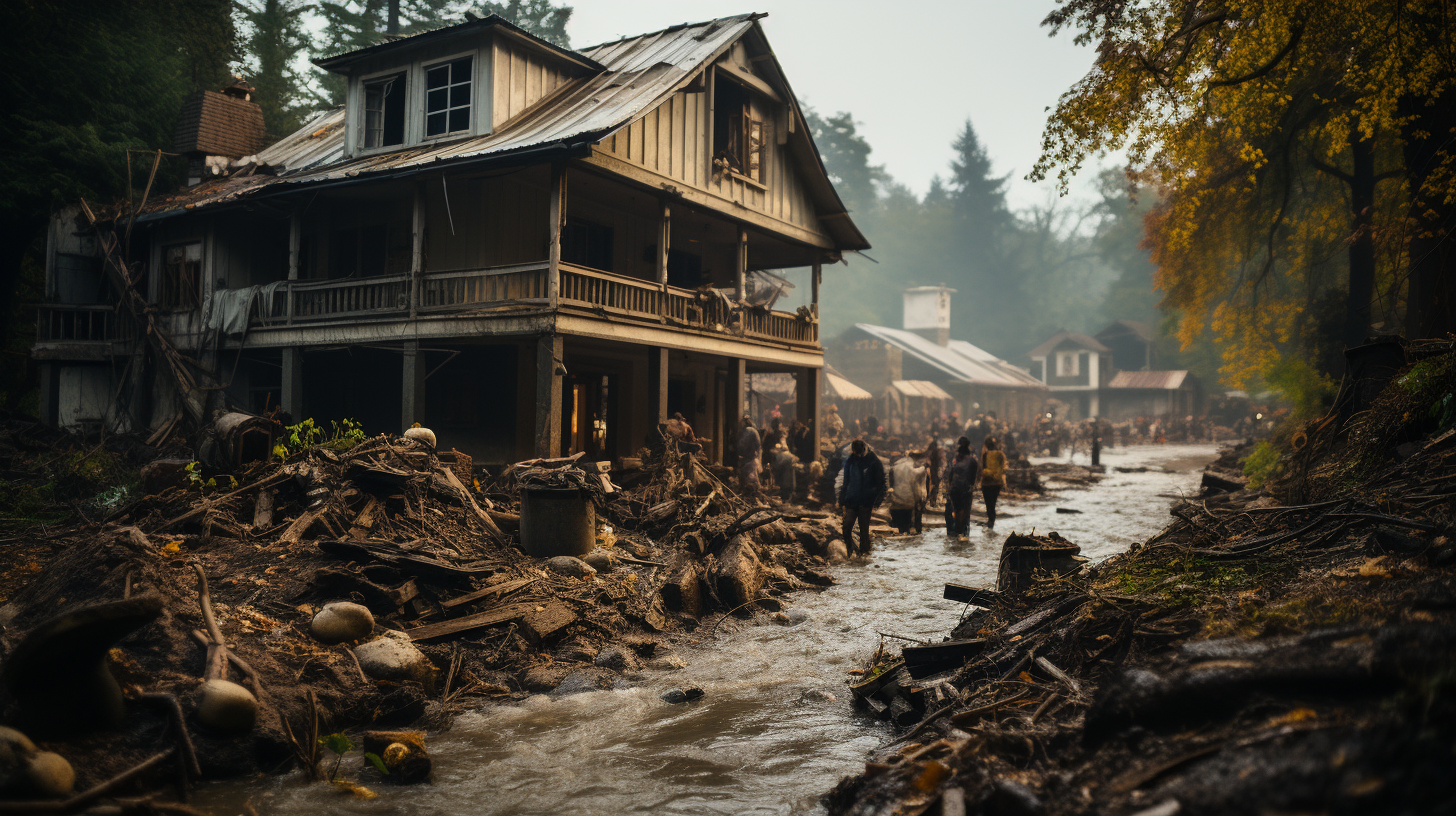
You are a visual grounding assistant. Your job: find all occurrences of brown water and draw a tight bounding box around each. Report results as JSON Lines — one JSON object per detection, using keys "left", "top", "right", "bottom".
{"left": 198, "top": 444, "right": 1218, "bottom": 816}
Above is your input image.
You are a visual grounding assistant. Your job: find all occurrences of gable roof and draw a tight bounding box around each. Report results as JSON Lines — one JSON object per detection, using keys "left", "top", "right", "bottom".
{"left": 1096, "top": 319, "right": 1155, "bottom": 343}
{"left": 1026, "top": 330, "right": 1111, "bottom": 359}
{"left": 314, "top": 13, "right": 602, "bottom": 73}
{"left": 853, "top": 324, "right": 1047, "bottom": 390}
{"left": 131, "top": 14, "right": 867, "bottom": 250}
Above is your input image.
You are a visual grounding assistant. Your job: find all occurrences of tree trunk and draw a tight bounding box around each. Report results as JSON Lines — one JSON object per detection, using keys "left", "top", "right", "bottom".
{"left": 1345, "top": 129, "right": 1375, "bottom": 350}
{"left": 1402, "top": 90, "right": 1456, "bottom": 339}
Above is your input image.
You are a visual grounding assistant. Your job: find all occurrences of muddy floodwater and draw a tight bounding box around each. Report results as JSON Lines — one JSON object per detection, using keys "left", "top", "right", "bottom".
{"left": 201, "top": 444, "right": 1219, "bottom": 816}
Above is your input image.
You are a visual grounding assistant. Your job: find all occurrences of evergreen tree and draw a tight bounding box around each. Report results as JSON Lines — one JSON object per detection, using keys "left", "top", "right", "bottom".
{"left": 241, "top": 0, "right": 315, "bottom": 139}
{"left": 804, "top": 108, "right": 886, "bottom": 216}
{"left": 479, "top": 0, "right": 571, "bottom": 48}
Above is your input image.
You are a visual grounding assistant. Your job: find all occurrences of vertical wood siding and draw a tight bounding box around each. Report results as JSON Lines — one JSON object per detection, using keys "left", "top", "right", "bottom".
{"left": 491, "top": 37, "right": 570, "bottom": 127}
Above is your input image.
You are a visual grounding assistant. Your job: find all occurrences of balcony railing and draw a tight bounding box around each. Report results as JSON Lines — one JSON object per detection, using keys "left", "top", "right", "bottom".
{"left": 35, "top": 305, "right": 134, "bottom": 344}
{"left": 245, "top": 262, "right": 816, "bottom": 346}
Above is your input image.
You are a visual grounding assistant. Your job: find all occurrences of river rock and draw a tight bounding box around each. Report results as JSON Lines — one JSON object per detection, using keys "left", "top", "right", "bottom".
{"left": 355, "top": 631, "right": 432, "bottom": 683}
{"left": 554, "top": 670, "right": 607, "bottom": 696}
{"left": 0, "top": 727, "right": 35, "bottom": 768}
{"left": 660, "top": 686, "right": 705, "bottom": 704}
{"left": 24, "top": 752, "right": 74, "bottom": 798}
{"left": 649, "top": 655, "right": 688, "bottom": 671}
{"left": 311, "top": 601, "right": 375, "bottom": 644}
{"left": 593, "top": 646, "right": 642, "bottom": 674}
{"left": 403, "top": 427, "right": 437, "bottom": 447}
{"left": 787, "top": 609, "right": 810, "bottom": 626}
{"left": 581, "top": 549, "right": 615, "bottom": 572}
{"left": 196, "top": 678, "right": 258, "bottom": 732}
{"left": 544, "top": 556, "right": 596, "bottom": 579}
{"left": 522, "top": 663, "right": 570, "bottom": 692}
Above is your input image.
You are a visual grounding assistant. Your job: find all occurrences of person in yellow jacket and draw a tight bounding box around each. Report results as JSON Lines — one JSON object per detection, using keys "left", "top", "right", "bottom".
{"left": 980, "top": 437, "right": 1007, "bottom": 529}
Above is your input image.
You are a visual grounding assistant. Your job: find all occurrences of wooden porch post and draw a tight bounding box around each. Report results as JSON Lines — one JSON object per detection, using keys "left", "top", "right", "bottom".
{"left": 735, "top": 227, "right": 748, "bottom": 301}
{"left": 797, "top": 366, "right": 822, "bottom": 463}
{"left": 811, "top": 260, "right": 821, "bottom": 318}
{"left": 548, "top": 164, "right": 566, "bottom": 309}
{"left": 281, "top": 349, "right": 304, "bottom": 420}
{"left": 535, "top": 333, "right": 564, "bottom": 458}
{"left": 730, "top": 358, "right": 747, "bottom": 428}
{"left": 287, "top": 210, "right": 300, "bottom": 324}
{"left": 657, "top": 200, "right": 670, "bottom": 320}
{"left": 402, "top": 340, "right": 425, "bottom": 430}
{"left": 409, "top": 182, "right": 425, "bottom": 318}
{"left": 648, "top": 346, "right": 669, "bottom": 426}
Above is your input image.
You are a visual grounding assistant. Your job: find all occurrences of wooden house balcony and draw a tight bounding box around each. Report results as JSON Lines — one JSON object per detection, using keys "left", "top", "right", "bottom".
{"left": 241, "top": 261, "right": 818, "bottom": 352}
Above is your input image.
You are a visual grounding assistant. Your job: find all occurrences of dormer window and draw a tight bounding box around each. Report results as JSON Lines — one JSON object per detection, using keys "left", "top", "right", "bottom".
{"left": 363, "top": 73, "right": 405, "bottom": 149}
{"left": 425, "top": 56, "right": 472, "bottom": 138}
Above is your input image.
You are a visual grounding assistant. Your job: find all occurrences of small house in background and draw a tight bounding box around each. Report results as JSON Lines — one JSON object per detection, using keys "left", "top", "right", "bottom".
{"left": 826, "top": 286, "right": 1048, "bottom": 428}
{"left": 1102, "top": 370, "right": 1202, "bottom": 420}
{"left": 1025, "top": 323, "right": 1203, "bottom": 421}
{"left": 1025, "top": 330, "right": 1113, "bottom": 419}
{"left": 1096, "top": 319, "right": 1156, "bottom": 371}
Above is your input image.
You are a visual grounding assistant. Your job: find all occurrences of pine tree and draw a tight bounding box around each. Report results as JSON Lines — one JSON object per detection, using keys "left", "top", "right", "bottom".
{"left": 241, "top": 0, "right": 314, "bottom": 139}
{"left": 804, "top": 108, "right": 886, "bottom": 216}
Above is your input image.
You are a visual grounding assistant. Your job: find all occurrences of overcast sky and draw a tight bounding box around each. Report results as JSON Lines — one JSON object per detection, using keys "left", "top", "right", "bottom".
{"left": 567, "top": 1, "right": 1107, "bottom": 210}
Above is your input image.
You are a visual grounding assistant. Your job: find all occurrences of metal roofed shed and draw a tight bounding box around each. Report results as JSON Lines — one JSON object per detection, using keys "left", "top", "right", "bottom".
{"left": 826, "top": 369, "right": 872, "bottom": 401}
{"left": 1106, "top": 371, "right": 1189, "bottom": 390}
{"left": 1025, "top": 330, "right": 1111, "bottom": 361}
{"left": 889, "top": 380, "right": 953, "bottom": 400}
{"left": 1101, "top": 370, "right": 1203, "bottom": 420}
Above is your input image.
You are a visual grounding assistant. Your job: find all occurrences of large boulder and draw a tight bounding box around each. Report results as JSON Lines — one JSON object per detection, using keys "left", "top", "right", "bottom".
{"left": 355, "top": 631, "right": 432, "bottom": 683}
{"left": 311, "top": 601, "right": 375, "bottom": 644}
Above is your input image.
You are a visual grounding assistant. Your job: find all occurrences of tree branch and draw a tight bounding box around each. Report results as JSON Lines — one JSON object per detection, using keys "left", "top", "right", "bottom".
{"left": 1208, "top": 22, "right": 1304, "bottom": 88}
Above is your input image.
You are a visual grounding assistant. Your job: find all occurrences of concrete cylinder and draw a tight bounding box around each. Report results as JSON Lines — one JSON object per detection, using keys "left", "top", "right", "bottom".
{"left": 520, "top": 488, "right": 595, "bottom": 557}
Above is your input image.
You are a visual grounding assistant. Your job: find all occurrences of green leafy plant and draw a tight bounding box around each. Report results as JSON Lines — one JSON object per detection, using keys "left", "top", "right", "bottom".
{"left": 320, "top": 732, "right": 353, "bottom": 782}
{"left": 1243, "top": 441, "right": 1281, "bottom": 489}
{"left": 184, "top": 461, "right": 237, "bottom": 493}
{"left": 275, "top": 418, "right": 368, "bottom": 460}
{"left": 364, "top": 751, "right": 390, "bottom": 777}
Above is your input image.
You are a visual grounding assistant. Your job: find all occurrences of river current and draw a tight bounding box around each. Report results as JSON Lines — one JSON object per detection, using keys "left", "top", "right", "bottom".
{"left": 200, "top": 443, "right": 1218, "bottom": 815}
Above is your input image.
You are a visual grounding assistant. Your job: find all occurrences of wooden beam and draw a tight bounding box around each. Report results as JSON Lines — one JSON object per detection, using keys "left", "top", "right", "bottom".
{"left": 729, "top": 357, "right": 747, "bottom": 427}
{"left": 402, "top": 340, "right": 424, "bottom": 430}
{"left": 796, "top": 366, "right": 821, "bottom": 463}
{"left": 410, "top": 181, "right": 425, "bottom": 318}
{"left": 736, "top": 228, "right": 748, "bottom": 301}
{"left": 535, "top": 333, "right": 563, "bottom": 458}
{"left": 657, "top": 199, "right": 671, "bottom": 285}
{"left": 811, "top": 260, "right": 821, "bottom": 318}
{"left": 648, "top": 346, "right": 669, "bottom": 425}
{"left": 547, "top": 163, "right": 566, "bottom": 309}
{"left": 282, "top": 348, "right": 303, "bottom": 419}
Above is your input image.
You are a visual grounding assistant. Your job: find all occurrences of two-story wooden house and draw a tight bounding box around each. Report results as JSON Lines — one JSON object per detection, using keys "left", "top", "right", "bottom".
{"left": 1025, "top": 326, "right": 1201, "bottom": 420}
{"left": 34, "top": 13, "right": 868, "bottom": 465}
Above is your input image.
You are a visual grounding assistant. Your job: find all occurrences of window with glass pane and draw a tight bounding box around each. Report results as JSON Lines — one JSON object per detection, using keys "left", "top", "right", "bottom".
{"left": 363, "top": 73, "right": 405, "bottom": 148}
{"left": 425, "top": 56, "right": 472, "bottom": 137}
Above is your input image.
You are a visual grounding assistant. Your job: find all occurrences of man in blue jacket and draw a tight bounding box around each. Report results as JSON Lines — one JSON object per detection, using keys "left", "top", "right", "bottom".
{"left": 837, "top": 439, "right": 887, "bottom": 557}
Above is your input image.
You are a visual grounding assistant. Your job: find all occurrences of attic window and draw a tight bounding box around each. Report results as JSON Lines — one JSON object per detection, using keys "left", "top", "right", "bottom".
{"left": 363, "top": 73, "right": 405, "bottom": 149}
{"left": 1056, "top": 351, "right": 1080, "bottom": 377}
{"left": 712, "top": 76, "right": 763, "bottom": 182}
{"left": 425, "top": 56, "right": 472, "bottom": 138}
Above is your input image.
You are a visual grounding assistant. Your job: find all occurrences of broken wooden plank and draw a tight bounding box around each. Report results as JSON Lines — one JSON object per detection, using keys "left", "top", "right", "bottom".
{"left": 278, "top": 508, "right": 323, "bottom": 546}
{"left": 404, "top": 603, "right": 538, "bottom": 641}
{"left": 439, "top": 577, "right": 538, "bottom": 610}
{"left": 317, "top": 539, "right": 494, "bottom": 583}
{"left": 519, "top": 601, "right": 577, "bottom": 643}
{"left": 436, "top": 466, "right": 503, "bottom": 537}
{"left": 903, "top": 638, "right": 987, "bottom": 679}
{"left": 943, "top": 584, "right": 999, "bottom": 607}
{"left": 160, "top": 470, "right": 292, "bottom": 530}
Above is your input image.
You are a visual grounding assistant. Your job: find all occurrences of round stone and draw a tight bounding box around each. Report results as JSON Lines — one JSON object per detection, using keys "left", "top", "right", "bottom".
{"left": 24, "top": 752, "right": 74, "bottom": 798}
{"left": 196, "top": 678, "right": 258, "bottom": 732}
{"left": 581, "top": 549, "right": 615, "bottom": 572}
{"left": 0, "top": 726, "right": 36, "bottom": 768}
{"left": 403, "top": 427, "right": 437, "bottom": 447}
{"left": 311, "top": 602, "right": 375, "bottom": 644}
{"left": 355, "top": 632, "right": 431, "bottom": 683}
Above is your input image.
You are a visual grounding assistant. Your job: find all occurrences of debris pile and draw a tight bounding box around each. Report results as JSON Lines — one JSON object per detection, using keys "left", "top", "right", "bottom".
{"left": 826, "top": 343, "right": 1456, "bottom": 816}
{"left": 0, "top": 430, "right": 838, "bottom": 803}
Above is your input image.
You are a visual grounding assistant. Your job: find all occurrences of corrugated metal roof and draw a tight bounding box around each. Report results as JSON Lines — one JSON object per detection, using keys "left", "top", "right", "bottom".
{"left": 136, "top": 14, "right": 757, "bottom": 217}
{"left": 826, "top": 370, "right": 873, "bottom": 401}
{"left": 853, "top": 324, "right": 1048, "bottom": 390}
{"left": 890, "top": 380, "right": 954, "bottom": 400}
{"left": 1026, "top": 330, "right": 1111, "bottom": 359}
{"left": 1107, "top": 370, "right": 1190, "bottom": 390}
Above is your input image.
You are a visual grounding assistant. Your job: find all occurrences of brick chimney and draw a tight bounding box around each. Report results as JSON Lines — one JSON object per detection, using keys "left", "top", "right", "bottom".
{"left": 173, "top": 77, "right": 266, "bottom": 186}
{"left": 903, "top": 285, "right": 955, "bottom": 346}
